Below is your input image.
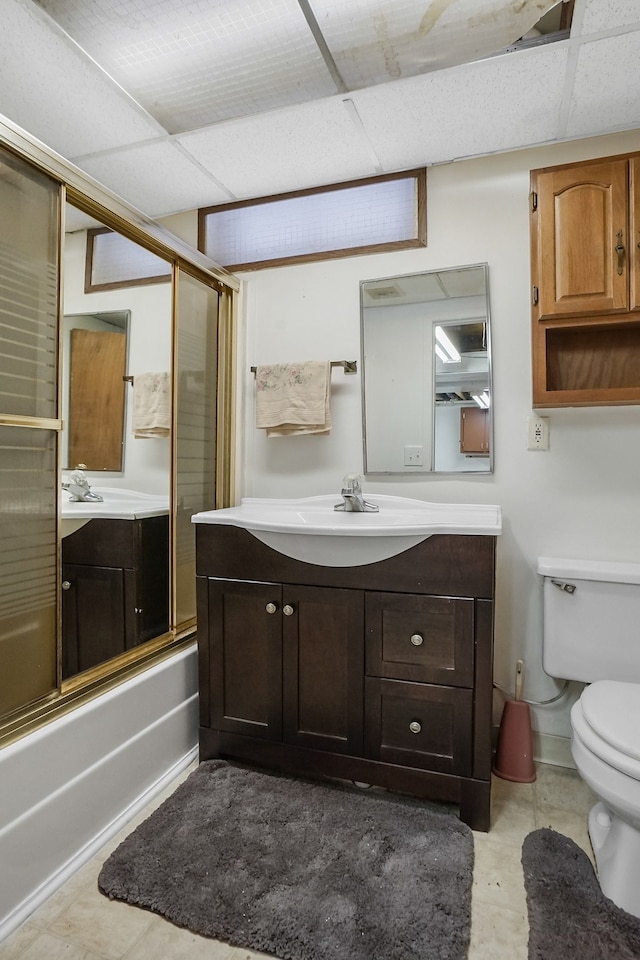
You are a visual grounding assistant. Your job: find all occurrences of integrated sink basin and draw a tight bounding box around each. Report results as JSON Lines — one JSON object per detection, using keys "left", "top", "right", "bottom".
{"left": 192, "top": 494, "right": 502, "bottom": 566}
{"left": 61, "top": 487, "right": 170, "bottom": 537}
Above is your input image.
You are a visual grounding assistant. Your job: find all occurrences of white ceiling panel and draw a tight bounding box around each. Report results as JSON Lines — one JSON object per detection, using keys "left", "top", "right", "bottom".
{"left": 76, "top": 141, "right": 234, "bottom": 217}
{"left": 2, "top": 0, "right": 640, "bottom": 218}
{"left": 578, "top": 0, "right": 640, "bottom": 35}
{"left": 566, "top": 31, "right": 640, "bottom": 138}
{"left": 179, "top": 98, "right": 383, "bottom": 201}
{"left": 0, "top": 0, "right": 163, "bottom": 157}
{"left": 33, "top": 0, "right": 338, "bottom": 133}
{"left": 350, "top": 45, "right": 569, "bottom": 171}
{"left": 313, "top": 0, "right": 560, "bottom": 88}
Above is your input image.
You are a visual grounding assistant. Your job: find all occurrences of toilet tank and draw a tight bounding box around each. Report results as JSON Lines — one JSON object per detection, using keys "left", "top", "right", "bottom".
{"left": 538, "top": 557, "right": 640, "bottom": 683}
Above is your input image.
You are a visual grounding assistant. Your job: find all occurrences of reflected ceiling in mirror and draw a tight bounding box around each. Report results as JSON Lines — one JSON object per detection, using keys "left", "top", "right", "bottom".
{"left": 361, "top": 264, "right": 492, "bottom": 475}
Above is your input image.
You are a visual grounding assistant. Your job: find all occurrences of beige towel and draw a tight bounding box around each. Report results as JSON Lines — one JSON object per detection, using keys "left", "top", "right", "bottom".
{"left": 133, "top": 372, "right": 170, "bottom": 438}
{"left": 255, "top": 362, "right": 331, "bottom": 437}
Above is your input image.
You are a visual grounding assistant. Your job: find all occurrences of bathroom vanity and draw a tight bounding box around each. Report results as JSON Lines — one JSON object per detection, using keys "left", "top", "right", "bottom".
{"left": 62, "top": 515, "right": 169, "bottom": 678}
{"left": 194, "top": 497, "right": 500, "bottom": 830}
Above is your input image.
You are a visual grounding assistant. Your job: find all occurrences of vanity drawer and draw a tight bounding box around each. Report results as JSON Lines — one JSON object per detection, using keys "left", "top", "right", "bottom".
{"left": 364, "top": 677, "right": 473, "bottom": 775}
{"left": 365, "top": 593, "right": 474, "bottom": 687}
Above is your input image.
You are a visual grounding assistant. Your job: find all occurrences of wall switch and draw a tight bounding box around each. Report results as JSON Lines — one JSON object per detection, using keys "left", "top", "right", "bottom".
{"left": 403, "top": 445, "right": 423, "bottom": 466}
{"left": 527, "top": 416, "right": 550, "bottom": 450}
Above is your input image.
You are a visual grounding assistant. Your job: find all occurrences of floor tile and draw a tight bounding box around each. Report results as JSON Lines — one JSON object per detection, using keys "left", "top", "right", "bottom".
{"left": 468, "top": 901, "right": 528, "bottom": 960}
{"left": 47, "top": 886, "right": 154, "bottom": 959}
{"left": 472, "top": 836, "right": 528, "bottom": 914}
{"left": 17, "top": 930, "right": 107, "bottom": 960}
{"left": 0, "top": 922, "right": 40, "bottom": 959}
{"left": 125, "top": 915, "right": 236, "bottom": 960}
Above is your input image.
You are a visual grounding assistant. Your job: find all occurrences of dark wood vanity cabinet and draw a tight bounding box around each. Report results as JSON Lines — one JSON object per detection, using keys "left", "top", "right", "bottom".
{"left": 196, "top": 525, "right": 496, "bottom": 830}
{"left": 62, "top": 515, "right": 169, "bottom": 678}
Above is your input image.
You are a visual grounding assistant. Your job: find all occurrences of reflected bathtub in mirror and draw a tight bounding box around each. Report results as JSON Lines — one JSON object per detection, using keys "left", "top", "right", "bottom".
{"left": 361, "top": 263, "right": 492, "bottom": 475}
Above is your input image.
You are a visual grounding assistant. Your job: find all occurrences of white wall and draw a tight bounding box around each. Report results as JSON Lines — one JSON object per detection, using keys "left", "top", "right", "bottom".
{"left": 234, "top": 129, "right": 640, "bottom": 756}
{"left": 63, "top": 230, "right": 172, "bottom": 495}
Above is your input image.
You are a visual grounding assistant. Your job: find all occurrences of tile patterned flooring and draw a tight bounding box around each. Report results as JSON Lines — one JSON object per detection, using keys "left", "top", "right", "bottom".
{"left": 0, "top": 762, "right": 597, "bottom": 960}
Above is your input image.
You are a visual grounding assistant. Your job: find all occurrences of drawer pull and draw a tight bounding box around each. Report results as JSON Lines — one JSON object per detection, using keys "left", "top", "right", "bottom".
{"left": 283, "top": 604, "right": 295, "bottom": 616}
{"left": 265, "top": 602, "right": 278, "bottom": 614}
{"left": 409, "top": 720, "right": 422, "bottom": 734}
{"left": 62, "top": 580, "right": 72, "bottom": 591}
{"left": 410, "top": 633, "right": 424, "bottom": 646}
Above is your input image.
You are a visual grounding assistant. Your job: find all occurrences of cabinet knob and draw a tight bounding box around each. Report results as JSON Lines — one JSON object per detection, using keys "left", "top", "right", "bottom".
{"left": 410, "top": 633, "right": 424, "bottom": 646}
{"left": 283, "top": 604, "right": 295, "bottom": 617}
{"left": 409, "top": 720, "right": 422, "bottom": 734}
{"left": 62, "top": 580, "right": 72, "bottom": 591}
{"left": 265, "top": 602, "right": 278, "bottom": 614}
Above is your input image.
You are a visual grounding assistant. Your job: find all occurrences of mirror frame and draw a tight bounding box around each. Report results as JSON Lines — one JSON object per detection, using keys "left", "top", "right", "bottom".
{"left": 360, "top": 263, "right": 493, "bottom": 476}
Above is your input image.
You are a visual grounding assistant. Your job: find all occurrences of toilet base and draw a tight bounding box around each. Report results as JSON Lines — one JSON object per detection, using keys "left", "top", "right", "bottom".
{"left": 588, "top": 800, "right": 640, "bottom": 918}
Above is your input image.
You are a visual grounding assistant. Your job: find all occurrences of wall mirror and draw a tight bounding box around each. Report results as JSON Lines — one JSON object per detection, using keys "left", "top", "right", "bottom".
{"left": 62, "top": 310, "right": 129, "bottom": 472}
{"left": 361, "top": 263, "right": 492, "bottom": 474}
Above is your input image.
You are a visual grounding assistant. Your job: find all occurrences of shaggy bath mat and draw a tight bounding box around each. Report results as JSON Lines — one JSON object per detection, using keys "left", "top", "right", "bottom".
{"left": 99, "top": 760, "right": 473, "bottom": 960}
{"left": 522, "top": 828, "right": 640, "bottom": 959}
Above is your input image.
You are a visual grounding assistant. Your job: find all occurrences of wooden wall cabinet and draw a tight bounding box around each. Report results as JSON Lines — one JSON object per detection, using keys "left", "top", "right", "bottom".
{"left": 62, "top": 515, "right": 169, "bottom": 679}
{"left": 530, "top": 152, "right": 640, "bottom": 406}
{"left": 196, "top": 525, "right": 497, "bottom": 830}
{"left": 459, "top": 406, "right": 490, "bottom": 455}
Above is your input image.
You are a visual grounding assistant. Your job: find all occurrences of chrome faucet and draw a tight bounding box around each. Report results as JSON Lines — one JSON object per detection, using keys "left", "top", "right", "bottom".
{"left": 334, "top": 473, "right": 379, "bottom": 513}
{"left": 61, "top": 470, "right": 103, "bottom": 502}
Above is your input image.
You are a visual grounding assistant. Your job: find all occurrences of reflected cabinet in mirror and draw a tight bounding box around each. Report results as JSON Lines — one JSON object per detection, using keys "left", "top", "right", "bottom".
{"left": 361, "top": 263, "right": 492, "bottom": 474}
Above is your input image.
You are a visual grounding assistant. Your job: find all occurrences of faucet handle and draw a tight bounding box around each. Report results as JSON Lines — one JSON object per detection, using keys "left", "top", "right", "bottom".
{"left": 342, "top": 472, "right": 362, "bottom": 493}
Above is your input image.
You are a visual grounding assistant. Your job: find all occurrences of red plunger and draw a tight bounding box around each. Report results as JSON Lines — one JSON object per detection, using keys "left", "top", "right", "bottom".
{"left": 493, "top": 659, "right": 536, "bottom": 783}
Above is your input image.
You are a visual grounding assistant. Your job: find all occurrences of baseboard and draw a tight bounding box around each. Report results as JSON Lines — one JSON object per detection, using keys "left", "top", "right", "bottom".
{"left": 533, "top": 732, "right": 576, "bottom": 769}
{"left": 492, "top": 725, "right": 575, "bottom": 770}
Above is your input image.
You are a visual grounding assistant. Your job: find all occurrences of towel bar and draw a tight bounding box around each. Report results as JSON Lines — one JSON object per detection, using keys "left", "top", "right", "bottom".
{"left": 250, "top": 360, "right": 357, "bottom": 376}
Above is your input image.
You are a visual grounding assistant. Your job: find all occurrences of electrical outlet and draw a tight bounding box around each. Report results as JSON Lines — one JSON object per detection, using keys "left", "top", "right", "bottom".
{"left": 403, "top": 445, "right": 423, "bottom": 466}
{"left": 527, "top": 417, "right": 550, "bottom": 450}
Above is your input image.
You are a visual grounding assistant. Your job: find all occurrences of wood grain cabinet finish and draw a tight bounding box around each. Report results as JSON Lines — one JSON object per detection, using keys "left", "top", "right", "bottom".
{"left": 459, "top": 407, "right": 490, "bottom": 455}
{"left": 531, "top": 152, "right": 640, "bottom": 407}
{"left": 196, "top": 525, "right": 497, "bottom": 831}
{"left": 62, "top": 515, "right": 169, "bottom": 679}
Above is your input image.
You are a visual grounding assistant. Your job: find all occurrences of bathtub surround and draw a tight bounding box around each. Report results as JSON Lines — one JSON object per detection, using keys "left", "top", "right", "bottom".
{"left": 522, "top": 828, "right": 640, "bottom": 959}
{"left": 98, "top": 760, "right": 474, "bottom": 960}
{"left": 0, "top": 646, "right": 199, "bottom": 943}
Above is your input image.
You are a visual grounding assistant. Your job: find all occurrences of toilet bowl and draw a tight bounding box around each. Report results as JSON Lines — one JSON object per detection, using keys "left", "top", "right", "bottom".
{"left": 570, "top": 681, "right": 640, "bottom": 918}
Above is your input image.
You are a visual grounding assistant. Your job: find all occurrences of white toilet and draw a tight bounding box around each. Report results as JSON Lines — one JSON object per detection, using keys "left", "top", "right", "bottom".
{"left": 538, "top": 556, "right": 640, "bottom": 918}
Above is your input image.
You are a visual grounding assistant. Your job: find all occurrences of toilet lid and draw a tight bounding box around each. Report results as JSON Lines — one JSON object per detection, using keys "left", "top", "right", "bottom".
{"left": 580, "top": 681, "right": 640, "bottom": 763}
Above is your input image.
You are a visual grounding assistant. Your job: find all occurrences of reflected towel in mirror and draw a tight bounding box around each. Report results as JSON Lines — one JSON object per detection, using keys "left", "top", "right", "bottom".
{"left": 255, "top": 362, "right": 331, "bottom": 437}
{"left": 133, "top": 371, "right": 170, "bottom": 438}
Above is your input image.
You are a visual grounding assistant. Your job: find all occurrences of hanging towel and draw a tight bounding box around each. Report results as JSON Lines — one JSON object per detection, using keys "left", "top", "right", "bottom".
{"left": 255, "top": 362, "right": 331, "bottom": 437}
{"left": 133, "top": 372, "right": 171, "bottom": 438}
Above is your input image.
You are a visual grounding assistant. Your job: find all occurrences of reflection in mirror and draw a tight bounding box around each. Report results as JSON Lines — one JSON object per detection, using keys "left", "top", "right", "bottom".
{"left": 62, "top": 311, "right": 129, "bottom": 472}
{"left": 61, "top": 201, "right": 172, "bottom": 680}
{"left": 361, "top": 264, "right": 492, "bottom": 474}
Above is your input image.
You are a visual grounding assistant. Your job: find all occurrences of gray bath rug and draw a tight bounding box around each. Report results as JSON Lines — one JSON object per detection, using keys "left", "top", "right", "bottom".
{"left": 522, "top": 828, "right": 640, "bottom": 959}
{"left": 99, "top": 760, "right": 473, "bottom": 960}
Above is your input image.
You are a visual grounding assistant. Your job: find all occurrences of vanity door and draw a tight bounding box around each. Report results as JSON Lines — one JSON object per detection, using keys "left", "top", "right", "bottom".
{"left": 282, "top": 585, "right": 364, "bottom": 756}
{"left": 206, "top": 579, "right": 283, "bottom": 740}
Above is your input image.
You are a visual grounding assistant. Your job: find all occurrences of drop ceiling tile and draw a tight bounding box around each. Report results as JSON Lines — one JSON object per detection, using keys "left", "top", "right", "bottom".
{"left": 75, "top": 141, "right": 232, "bottom": 217}
{"left": 565, "top": 32, "right": 640, "bottom": 137}
{"left": 312, "top": 0, "right": 559, "bottom": 88}
{"left": 578, "top": 0, "right": 640, "bottom": 35}
{"left": 178, "top": 98, "right": 382, "bottom": 200}
{"left": 350, "top": 45, "right": 569, "bottom": 170}
{"left": 33, "top": 0, "right": 338, "bottom": 133}
{"left": 1, "top": 0, "right": 163, "bottom": 157}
